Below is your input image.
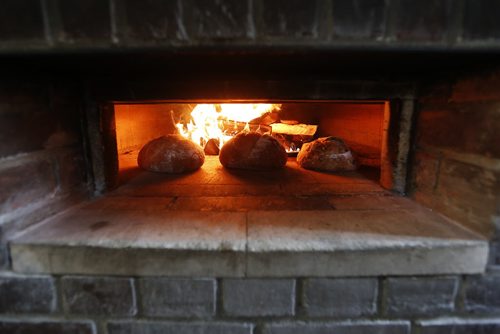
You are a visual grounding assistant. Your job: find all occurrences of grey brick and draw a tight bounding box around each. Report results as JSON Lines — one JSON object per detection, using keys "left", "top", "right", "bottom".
{"left": 0, "top": 240, "right": 8, "bottom": 269}
{"left": 123, "top": 0, "right": 183, "bottom": 43}
{"left": 0, "top": 320, "right": 95, "bottom": 334}
{"left": 0, "top": 275, "right": 56, "bottom": 313}
{"left": 463, "top": 0, "right": 500, "bottom": 41}
{"left": 417, "top": 318, "right": 500, "bottom": 334}
{"left": 464, "top": 274, "right": 500, "bottom": 313}
{"left": 263, "top": 320, "right": 410, "bottom": 334}
{"left": 260, "top": 0, "right": 320, "bottom": 38}
{"left": 185, "top": 0, "right": 251, "bottom": 40}
{"left": 489, "top": 241, "right": 500, "bottom": 267}
{"left": 331, "top": 0, "right": 386, "bottom": 39}
{"left": 389, "top": 0, "right": 450, "bottom": 41}
{"left": 385, "top": 277, "right": 458, "bottom": 316}
{"left": 222, "top": 279, "right": 295, "bottom": 317}
{"left": 139, "top": 278, "right": 215, "bottom": 317}
{"left": 303, "top": 278, "right": 378, "bottom": 317}
{"left": 0, "top": 0, "right": 45, "bottom": 42}
{"left": 62, "top": 276, "right": 136, "bottom": 316}
{"left": 108, "top": 321, "right": 253, "bottom": 334}
{"left": 57, "top": 0, "right": 111, "bottom": 42}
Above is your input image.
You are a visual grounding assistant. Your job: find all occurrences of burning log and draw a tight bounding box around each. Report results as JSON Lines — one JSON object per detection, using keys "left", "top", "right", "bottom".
{"left": 270, "top": 123, "right": 317, "bottom": 136}
{"left": 270, "top": 122, "right": 318, "bottom": 153}
{"left": 249, "top": 111, "right": 281, "bottom": 125}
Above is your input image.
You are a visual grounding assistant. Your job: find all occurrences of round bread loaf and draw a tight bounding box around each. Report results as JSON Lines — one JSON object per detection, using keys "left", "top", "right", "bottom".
{"left": 297, "top": 137, "right": 357, "bottom": 172}
{"left": 219, "top": 132, "right": 287, "bottom": 170}
{"left": 138, "top": 135, "right": 205, "bottom": 173}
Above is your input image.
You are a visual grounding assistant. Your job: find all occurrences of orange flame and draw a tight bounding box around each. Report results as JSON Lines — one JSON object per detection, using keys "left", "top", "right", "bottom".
{"left": 177, "top": 103, "right": 281, "bottom": 147}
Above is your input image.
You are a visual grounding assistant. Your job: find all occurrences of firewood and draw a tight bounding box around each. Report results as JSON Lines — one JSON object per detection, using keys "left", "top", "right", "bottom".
{"left": 270, "top": 123, "right": 318, "bottom": 136}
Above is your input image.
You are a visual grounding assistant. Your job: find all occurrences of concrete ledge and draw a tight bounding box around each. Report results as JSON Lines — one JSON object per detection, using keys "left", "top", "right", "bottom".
{"left": 8, "top": 196, "right": 489, "bottom": 277}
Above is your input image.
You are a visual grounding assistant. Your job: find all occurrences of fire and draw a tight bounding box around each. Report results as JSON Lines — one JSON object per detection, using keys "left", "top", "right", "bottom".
{"left": 177, "top": 103, "right": 281, "bottom": 148}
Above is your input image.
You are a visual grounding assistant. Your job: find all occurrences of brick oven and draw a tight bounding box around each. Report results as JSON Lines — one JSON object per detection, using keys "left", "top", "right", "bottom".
{"left": 1, "top": 1, "right": 500, "bottom": 333}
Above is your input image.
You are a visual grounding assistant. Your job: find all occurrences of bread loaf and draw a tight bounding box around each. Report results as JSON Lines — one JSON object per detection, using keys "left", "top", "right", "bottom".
{"left": 138, "top": 135, "right": 205, "bottom": 173}
{"left": 219, "top": 132, "right": 287, "bottom": 170}
{"left": 297, "top": 137, "right": 357, "bottom": 172}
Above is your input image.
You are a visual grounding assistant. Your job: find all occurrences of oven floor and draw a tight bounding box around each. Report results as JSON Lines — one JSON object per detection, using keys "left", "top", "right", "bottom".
{"left": 8, "top": 154, "right": 488, "bottom": 277}
{"left": 115, "top": 154, "right": 384, "bottom": 200}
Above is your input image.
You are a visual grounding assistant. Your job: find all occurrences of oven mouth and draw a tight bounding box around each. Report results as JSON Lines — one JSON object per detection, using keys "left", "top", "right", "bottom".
{"left": 107, "top": 100, "right": 392, "bottom": 200}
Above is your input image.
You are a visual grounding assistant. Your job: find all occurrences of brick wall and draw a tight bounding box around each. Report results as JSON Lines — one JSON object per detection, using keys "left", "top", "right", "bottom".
{"left": 0, "top": 0, "right": 499, "bottom": 53}
{"left": 0, "top": 77, "right": 88, "bottom": 268}
{"left": 0, "top": 274, "right": 499, "bottom": 333}
{"left": 411, "top": 69, "right": 500, "bottom": 239}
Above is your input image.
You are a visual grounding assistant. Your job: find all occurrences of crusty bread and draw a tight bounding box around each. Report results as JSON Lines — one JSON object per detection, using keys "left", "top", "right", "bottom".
{"left": 297, "top": 137, "right": 357, "bottom": 172}
{"left": 138, "top": 135, "right": 205, "bottom": 173}
{"left": 219, "top": 132, "right": 287, "bottom": 170}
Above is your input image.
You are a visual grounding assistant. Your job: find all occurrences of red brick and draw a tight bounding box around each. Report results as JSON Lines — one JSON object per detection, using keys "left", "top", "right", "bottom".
{"left": 417, "top": 106, "right": 500, "bottom": 159}
{"left": 434, "top": 159, "right": 500, "bottom": 236}
{"left": 412, "top": 151, "right": 441, "bottom": 194}
{"left": 56, "top": 149, "right": 86, "bottom": 193}
{"left": 451, "top": 71, "right": 500, "bottom": 103}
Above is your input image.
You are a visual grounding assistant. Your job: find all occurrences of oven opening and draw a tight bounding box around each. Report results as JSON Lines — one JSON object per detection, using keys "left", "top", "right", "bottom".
{"left": 111, "top": 101, "right": 391, "bottom": 201}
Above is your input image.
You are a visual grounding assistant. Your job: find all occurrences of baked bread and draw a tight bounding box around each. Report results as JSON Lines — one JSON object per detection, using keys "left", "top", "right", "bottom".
{"left": 138, "top": 135, "right": 205, "bottom": 173}
{"left": 297, "top": 137, "right": 357, "bottom": 172}
{"left": 219, "top": 132, "right": 287, "bottom": 170}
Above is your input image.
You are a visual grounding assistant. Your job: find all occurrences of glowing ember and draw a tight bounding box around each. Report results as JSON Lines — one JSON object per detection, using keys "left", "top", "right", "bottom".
{"left": 176, "top": 103, "right": 281, "bottom": 148}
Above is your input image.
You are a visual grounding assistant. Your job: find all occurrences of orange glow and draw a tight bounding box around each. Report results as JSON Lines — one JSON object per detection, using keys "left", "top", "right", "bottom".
{"left": 177, "top": 103, "right": 281, "bottom": 147}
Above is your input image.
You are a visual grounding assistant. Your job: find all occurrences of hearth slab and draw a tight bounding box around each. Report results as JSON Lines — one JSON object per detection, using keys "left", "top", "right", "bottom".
{"left": 9, "top": 195, "right": 488, "bottom": 277}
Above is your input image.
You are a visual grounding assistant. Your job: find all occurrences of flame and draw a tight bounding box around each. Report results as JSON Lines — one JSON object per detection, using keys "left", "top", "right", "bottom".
{"left": 177, "top": 103, "right": 281, "bottom": 148}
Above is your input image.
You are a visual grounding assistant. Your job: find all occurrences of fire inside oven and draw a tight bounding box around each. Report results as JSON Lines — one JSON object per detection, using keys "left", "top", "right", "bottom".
{"left": 112, "top": 101, "right": 389, "bottom": 195}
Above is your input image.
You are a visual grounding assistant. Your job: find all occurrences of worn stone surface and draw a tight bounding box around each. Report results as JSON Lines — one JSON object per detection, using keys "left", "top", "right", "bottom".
{"left": 185, "top": 0, "right": 250, "bottom": 40}
{"left": 0, "top": 275, "right": 56, "bottom": 313}
{"left": 417, "top": 318, "right": 500, "bottom": 334}
{"left": 11, "top": 245, "right": 246, "bottom": 277}
{"left": 0, "top": 0, "right": 45, "bottom": 42}
{"left": 57, "top": 0, "right": 111, "bottom": 42}
{"left": 247, "top": 209, "right": 485, "bottom": 252}
{"left": 123, "top": 0, "right": 182, "bottom": 43}
{"left": 464, "top": 274, "right": 500, "bottom": 313}
{"left": 331, "top": 0, "right": 386, "bottom": 39}
{"left": 385, "top": 277, "right": 458, "bottom": 316}
{"left": 222, "top": 279, "right": 295, "bottom": 316}
{"left": 0, "top": 320, "right": 95, "bottom": 334}
{"left": 9, "top": 194, "right": 488, "bottom": 277}
{"left": 260, "top": 0, "right": 319, "bottom": 38}
{"left": 139, "top": 278, "right": 215, "bottom": 317}
{"left": 389, "top": 0, "right": 450, "bottom": 41}
{"left": 62, "top": 276, "right": 136, "bottom": 316}
{"left": 302, "top": 278, "right": 378, "bottom": 317}
{"left": 11, "top": 207, "right": 247, "bottom": 251}
{"left": 108, "top": 321, "right": 253, "bottom": 334}
{"left": 263, "top": 320, "right": 410, "bottom": 334}
{"left": 463, "top": 0, "right": 500, "bottom": 40}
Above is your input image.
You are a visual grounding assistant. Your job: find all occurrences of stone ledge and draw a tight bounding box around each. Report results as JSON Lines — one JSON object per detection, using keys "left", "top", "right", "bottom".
{"left": 8, "top": 196, "right": 489, "bottom": 277}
